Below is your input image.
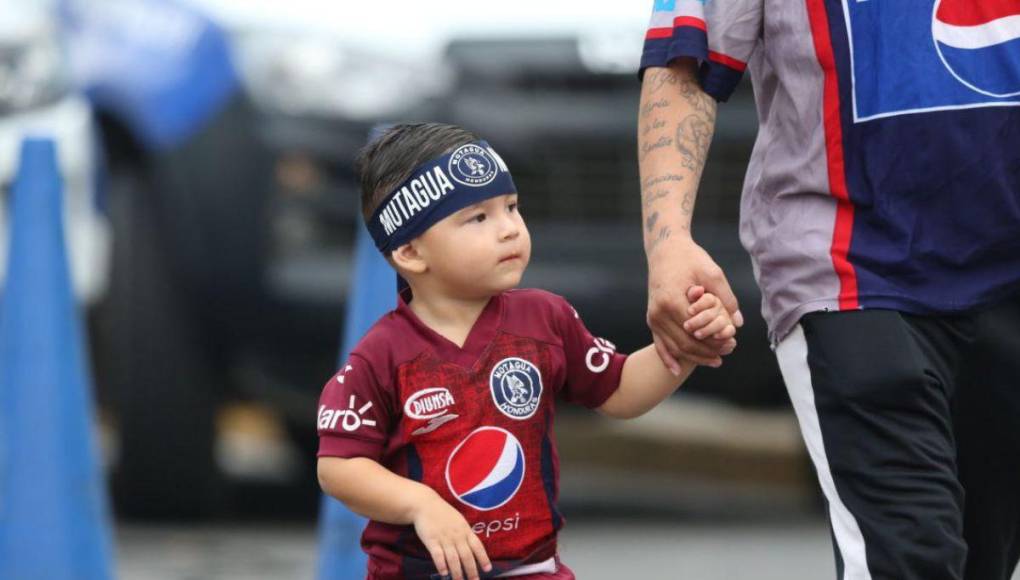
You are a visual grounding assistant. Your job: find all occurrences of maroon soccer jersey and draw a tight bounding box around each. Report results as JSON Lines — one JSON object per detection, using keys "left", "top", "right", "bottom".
{"left": 317, "top": 288, "right": 627, "bottom": 579}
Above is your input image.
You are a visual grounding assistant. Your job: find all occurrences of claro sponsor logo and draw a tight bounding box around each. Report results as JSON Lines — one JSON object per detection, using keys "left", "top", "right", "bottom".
{"left": 585, "top": 337, "right": 617, "bottom": 373}
{"left": 318, "top": 394, "right": 376, "bottom": 433}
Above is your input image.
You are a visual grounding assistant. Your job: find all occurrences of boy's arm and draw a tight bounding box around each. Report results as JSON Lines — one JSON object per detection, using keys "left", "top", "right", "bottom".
{"left": 318, "top": 456, "right": 492, "bottom": 580}
{"left": 318, "top": 456, "right": 434, "bottom": 524}
{"left": 597, "top": 344, "right": 691, "bottom": 419}
{"left": 597, "top": 288, "right": 734, "bottom": 419}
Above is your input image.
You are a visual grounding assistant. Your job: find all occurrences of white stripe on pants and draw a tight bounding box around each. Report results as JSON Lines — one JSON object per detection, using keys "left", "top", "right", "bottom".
{"left": 776, "top": 324, "right": 872, "bottom": 580}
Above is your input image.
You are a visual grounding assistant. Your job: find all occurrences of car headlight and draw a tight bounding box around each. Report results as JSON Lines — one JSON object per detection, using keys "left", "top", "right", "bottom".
{"left": 0, "top": 13, "right": 68, "bottom": 114}
{"left": 233, "top": 32, "right": 450, "bottom": 120}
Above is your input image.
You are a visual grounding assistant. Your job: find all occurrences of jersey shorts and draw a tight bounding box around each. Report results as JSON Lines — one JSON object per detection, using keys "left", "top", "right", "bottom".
{"left": 317, "top": 288, "right": 627, "bottom": 579}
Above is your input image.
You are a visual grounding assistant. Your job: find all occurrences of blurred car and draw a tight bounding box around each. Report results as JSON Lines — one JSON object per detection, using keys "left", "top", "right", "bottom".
{"left": 63, "top": 0, "right": 783, "bottom": 517}
{"left": 0, "top": 0, "right": 109, "bottom": 308}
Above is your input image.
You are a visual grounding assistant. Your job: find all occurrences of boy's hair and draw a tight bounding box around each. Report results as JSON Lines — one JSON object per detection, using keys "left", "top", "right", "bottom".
{"left": 355, "top": 123, "right": 479, "bottom": 223}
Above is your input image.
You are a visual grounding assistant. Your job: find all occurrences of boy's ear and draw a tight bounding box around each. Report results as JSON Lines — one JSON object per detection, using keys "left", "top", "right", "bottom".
{"left": 390, "top": 241, "right": 427, "bottom": 275}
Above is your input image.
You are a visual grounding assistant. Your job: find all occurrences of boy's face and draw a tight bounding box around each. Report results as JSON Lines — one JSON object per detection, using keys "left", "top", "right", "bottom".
{"left": 415, "top": 193, "right": 531, "bottom": 298}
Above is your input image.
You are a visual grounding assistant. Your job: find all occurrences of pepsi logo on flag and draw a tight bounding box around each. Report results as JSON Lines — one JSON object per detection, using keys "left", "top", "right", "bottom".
{"left": 445, "top": 427, "right": 525, "bottom": 511}
{"left": 933, "top": 0, "right": 1020, "bottom": 97}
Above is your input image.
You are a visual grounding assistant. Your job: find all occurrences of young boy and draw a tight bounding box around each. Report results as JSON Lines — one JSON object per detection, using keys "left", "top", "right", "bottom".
{"left": 317, "top": 123, "right": 736, "bottom": 580}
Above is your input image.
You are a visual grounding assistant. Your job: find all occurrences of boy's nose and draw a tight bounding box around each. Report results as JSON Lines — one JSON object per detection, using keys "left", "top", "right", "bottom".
{"left": 500, "top": 222, "right": 520, "bottom": 241}
{"left": 499, "top": 215, "right": 520, "bottom": 241}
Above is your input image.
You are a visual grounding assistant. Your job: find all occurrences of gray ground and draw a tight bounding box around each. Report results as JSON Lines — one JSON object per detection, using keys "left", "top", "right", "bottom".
{"left": 112, "top": 517, "right": 842, "bottom": 580}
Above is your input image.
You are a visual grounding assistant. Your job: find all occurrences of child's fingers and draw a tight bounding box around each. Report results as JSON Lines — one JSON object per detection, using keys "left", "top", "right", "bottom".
{"left": 686, "top": 293, "right": 719, "bottom": 317}
{"left": 468, "top": 533, "right": 493, "bottom": 574}
{"left": 686, "top": 285, "right": 705, "bottom": 303}
{"left": 443, "top": 542, "right": 465, "bottom": 580}
{"left": 683, "top": 308, "right": 720, "bottom": 335}
{"left": 712, "top": 324, "right": 737, "bottom": 340}
{"left": 456, "top": 540, "right": 480, "bottom": 580}
{"left": 427, "top": 541, "right": 450, "bottom": 577}
{"left": 695, "top": 315, "right": 732, "bottom": 340}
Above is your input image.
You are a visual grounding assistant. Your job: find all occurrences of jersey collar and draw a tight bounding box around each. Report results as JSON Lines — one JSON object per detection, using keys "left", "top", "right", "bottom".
{"left": 395, "top": 289, "right": 505, "bottom": 368}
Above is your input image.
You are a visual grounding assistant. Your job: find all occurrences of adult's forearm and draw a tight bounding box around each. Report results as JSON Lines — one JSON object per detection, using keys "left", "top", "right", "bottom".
{"left": 637, "top": 60, "right": 718, "bottom": 259}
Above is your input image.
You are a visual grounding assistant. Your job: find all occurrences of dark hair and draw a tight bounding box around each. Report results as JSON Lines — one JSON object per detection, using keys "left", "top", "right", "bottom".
{"left": 355, "top": 122, "right": 478, "bottom": 223}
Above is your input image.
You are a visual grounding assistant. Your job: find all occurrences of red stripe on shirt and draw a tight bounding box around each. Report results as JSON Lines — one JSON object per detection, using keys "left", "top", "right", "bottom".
{"left": 708, "top": 51, "right": 747, "bottom": 72}
{"left": 806, "top": 0, "right": 859, "bottom": 310}
{"left": 645, "top": 27, "right": 674, "bottom": 40}
{"left": 673, "top": 16, "right": 707, "bottom": 31}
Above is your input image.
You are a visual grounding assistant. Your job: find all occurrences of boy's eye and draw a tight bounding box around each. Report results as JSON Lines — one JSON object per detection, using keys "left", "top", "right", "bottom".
{"left": 508, "top": 202, "right": 518, "bottom": 213}
{"left": 470, "top": 213, "right": 486, "bottom": 223}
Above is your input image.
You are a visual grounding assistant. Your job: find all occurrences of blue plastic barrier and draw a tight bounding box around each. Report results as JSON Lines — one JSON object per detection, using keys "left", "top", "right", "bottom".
{"left": 0, "top": 138, "right": 115, "bottom": 579}
{"left": 315, "top": 219, "right": 397, "bottom": 580}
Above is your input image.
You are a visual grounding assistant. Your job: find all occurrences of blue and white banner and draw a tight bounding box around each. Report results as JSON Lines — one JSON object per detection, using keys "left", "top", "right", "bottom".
{"left": 842, "top": 0, "right": 1020, "bottom": 122}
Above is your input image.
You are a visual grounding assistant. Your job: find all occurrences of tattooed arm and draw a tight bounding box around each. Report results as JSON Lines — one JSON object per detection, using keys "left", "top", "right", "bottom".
{"left": 638, "top": 59, "right": 742, "bottom": 372}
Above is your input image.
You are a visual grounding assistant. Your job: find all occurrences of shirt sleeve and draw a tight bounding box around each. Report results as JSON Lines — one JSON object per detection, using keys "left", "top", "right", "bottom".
{"left": 639, "top": 0, "right": 763, "bottom": 102}
{"left": 553, "top": 297, "right": 628, "bottom": 409}
{"left": 316, "top": 353, "right": 394, "bottom": 460}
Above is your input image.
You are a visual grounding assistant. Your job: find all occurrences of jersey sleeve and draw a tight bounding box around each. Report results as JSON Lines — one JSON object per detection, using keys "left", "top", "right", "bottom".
{"left": 639, "top": 0, "right": 763, "bottom": 102}
{"left": 316, "top": 353, "right": 394, "bottom": 460}
{"left": 553, "top": 297, "right": 628, "bottom": 409}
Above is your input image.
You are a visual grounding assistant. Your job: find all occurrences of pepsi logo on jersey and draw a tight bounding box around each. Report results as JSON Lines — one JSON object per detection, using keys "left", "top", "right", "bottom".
{"left": 490, "top": 357, "right": 543, "bottom": 420}
{"left": 471, "top": 513, "right": 520, "bottom": 538}
{"left": 933, "top": 0, "right": 1020, "bottom": 97}
{"left": 446, "top": 427, "right": 525, "bottom": 511}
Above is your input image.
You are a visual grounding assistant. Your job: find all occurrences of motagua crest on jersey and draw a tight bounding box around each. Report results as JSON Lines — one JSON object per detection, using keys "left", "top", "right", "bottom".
{"left": 932, "top": 0, "right": 1020, "bottom": 97}
{"left": 446, "top": 427, "right": 525, "bottom": 511}
{"left": 447, "top": 143, "right": 499, "bottom": 187}
{"left": 489, "top": 357, "right": 543, "bottom": 420}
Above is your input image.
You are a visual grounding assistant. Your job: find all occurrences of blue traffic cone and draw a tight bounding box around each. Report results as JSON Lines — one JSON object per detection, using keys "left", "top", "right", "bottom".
{"left": 316, "top": 220, "right": 397, "bottom": 580}
{"left": 0, "top": 139, "right": 115, "bottom": 579}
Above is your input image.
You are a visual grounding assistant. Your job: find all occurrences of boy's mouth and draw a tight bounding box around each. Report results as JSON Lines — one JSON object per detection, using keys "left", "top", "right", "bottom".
{"left": 498, "top": 252, "right": 521, "bottom": 263}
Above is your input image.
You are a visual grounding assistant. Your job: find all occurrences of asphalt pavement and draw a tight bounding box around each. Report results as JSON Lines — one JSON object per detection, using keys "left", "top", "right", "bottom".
{"left": 116, "top": 517, "right": 836, "bottom": 580}
{"left": 116, "top": 514, "right": 1020, "bottom": 580}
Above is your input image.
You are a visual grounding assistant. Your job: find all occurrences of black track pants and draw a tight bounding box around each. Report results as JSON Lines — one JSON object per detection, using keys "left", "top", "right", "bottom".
{"left": 775, "top": 295, "right": 1020, "bottom": 580}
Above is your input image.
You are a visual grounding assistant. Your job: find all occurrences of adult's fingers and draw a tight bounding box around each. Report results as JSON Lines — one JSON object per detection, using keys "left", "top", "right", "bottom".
{"left": 703, "top": 265, "right": 744, "bottom": 327}
{"left": 652, "top": 334, "right": 683, "bottom": 375}
{"left": 705, "top": 337, "right": 737, "bottom": 355}
{"left": 468, "top": 534, "right": 492, "bottom": 575}
{"left": 655, "top": 330, "right": 721, "bottom": 367}
{"left": 653, "top": 316, "right": 723, "bottom": 362}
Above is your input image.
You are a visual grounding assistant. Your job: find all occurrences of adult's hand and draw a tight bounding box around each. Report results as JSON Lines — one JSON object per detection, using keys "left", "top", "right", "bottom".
{"left": 647, "top": 235, "right": 743, "bottom": 373}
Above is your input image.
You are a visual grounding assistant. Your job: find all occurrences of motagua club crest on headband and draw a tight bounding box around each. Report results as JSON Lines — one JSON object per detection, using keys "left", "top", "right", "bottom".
{"left": 368, "top": 141, "right": 517, "bottom": 253}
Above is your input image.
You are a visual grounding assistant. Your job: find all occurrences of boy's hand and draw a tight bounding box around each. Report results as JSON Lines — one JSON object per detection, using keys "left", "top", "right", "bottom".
{"left": 683, "top": 286, "right": 738, "bottom": 343}
{"left": 412, "top": 493, "right": 492, "bottom": 580}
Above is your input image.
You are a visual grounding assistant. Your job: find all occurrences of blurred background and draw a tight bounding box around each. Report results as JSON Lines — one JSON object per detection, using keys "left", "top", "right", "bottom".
{"left": 1, "top": 0, "right": 844, "bottom": 578}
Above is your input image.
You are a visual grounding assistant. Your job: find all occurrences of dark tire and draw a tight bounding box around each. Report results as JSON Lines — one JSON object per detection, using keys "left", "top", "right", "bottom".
{"left": 95, "top": 168, "right": 220, "bottom": 520}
